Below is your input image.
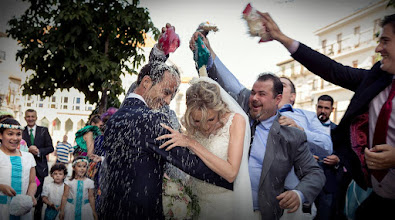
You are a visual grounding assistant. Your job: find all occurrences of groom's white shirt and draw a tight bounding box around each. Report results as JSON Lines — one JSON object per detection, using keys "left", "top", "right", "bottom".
{"left": 127, "top": 92, "right": 147, "bottom": 106}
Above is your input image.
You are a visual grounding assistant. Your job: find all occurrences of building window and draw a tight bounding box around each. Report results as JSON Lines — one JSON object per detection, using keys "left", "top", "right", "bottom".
{"left": 52, "top": 96, "right": 56, "bottom": 102}
{"left": 337, "top": 33, "right": 342, "bottom": 53}
{"left": 76, "top": 97, "right": 81, "bottom": 104}
{"left": 77, "top": 119, "right": 85, "bottom": 130}
{"left": 53, "top": 118, "right": 61, "bottom": 130}
{"left": 27, "top": 103, "right": 31, "bottom": 107}
{"left": 322, "top": 39, "right": 327, "bottom": 54}
{"left": 76, "top": 106, "right": 80, "bottom": 110}
{"left": 64, "top": 97, "right": 68, "bottom": 103}
{"left": 65, "top": 119, "right": 73, "bottom": 134}
{"left": 332, "top": 101, "right": 338, "bottom": 123}
{"left": 373, "top": 19, "right": 381, "bottom": 38}
{"left": 50, "top": 104, "right": 56, "bottom": 109}
{"left": 354, "top": 26, "right": 360, "bottom": 47}
{"left": 354, "top": 26, "right": 360, "bottom": 35}
{"left": 40, "top": 97, "right": 44, "bottom": 102}
{"left": 300, "top": 65, "right": 304, "bottom": 75}
{"left": 352, "top": 60, "right": 358, "bottom": 68}
{"left": 39, "top": 103, "right": 43, "bottom": 108}
{"left": 0, "top": 50, "right": 5, "bottom": 61}
{"left": 291, "top": 63, "right": 295, "bottom": 75}
{"left": 312, "top": 79, "right": 318, "bottom": 91}
{"left": 63, "top": 105, "right": 68, "bottom": 109}
{"left": 40, "top": 117, "right": 49, "bottom": 128}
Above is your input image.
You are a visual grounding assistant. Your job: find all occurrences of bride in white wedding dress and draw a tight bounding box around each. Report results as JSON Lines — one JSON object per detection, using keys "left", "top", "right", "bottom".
{"left": 158, "top": 77, "right": 256, "bottom": 219}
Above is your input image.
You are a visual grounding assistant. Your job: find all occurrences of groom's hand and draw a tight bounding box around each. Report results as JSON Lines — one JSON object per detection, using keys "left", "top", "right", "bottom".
{"left": 156, "top": 123, "right": 191, "bottom": 151}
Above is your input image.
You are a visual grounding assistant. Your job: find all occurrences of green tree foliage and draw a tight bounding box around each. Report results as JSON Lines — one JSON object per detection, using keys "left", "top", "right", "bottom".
{"left": 7, "top": 0, "right": 160, "bottom": 113}
{"left": 388, "top": 0, "right": 395, "bottom": 8}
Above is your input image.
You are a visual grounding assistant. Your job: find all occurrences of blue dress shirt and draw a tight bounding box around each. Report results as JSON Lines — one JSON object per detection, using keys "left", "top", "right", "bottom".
{"left": 279, "top": 104, "right": 333, "bottom": 155}
{"left": 249, "top": 114, "right": 277, "bottom": 210}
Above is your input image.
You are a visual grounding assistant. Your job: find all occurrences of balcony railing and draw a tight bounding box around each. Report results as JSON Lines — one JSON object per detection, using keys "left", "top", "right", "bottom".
{"left": 318, "top": 28, "right": 376, "bottom": 57}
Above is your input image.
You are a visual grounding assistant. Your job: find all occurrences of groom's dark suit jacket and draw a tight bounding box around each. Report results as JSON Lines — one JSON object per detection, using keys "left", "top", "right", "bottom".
{"left": 292, "top": 43, "right": 394, "bottom": 189}
{"left": 22, "top": 125, "right": 53, "bottom": 178}
{"left": 98, "top": 98, "right": 232, "bottom": 220}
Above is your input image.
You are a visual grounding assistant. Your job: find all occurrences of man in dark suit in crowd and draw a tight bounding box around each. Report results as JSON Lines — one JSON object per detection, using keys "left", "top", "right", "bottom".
{"left": 315, "top": 95, "right": 352, "bottom": 220}
{"left": 23, "top": 108, "right": 54, "bottom": 220}
{"left": 261, "top": 12, "right": 395, "bottom": 219}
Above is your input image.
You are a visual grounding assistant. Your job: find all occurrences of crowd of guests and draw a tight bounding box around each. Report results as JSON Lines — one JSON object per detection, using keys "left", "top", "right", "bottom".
{"left": 0, "top": 12, "right": 394, "bottom": 220}
{"left": 0, "top": 107, "right": 117, "bottom": 220}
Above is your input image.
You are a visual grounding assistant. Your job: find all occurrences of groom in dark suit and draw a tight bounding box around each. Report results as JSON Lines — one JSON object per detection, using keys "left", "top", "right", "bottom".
{"left": 262, "top": 12, "right": 395, "bottom": 219}
{"left": 23, "top": 108, "right": 54, "bottom": 220}
{"left": 97, "top": 62, "right": 232, "bottom": 220}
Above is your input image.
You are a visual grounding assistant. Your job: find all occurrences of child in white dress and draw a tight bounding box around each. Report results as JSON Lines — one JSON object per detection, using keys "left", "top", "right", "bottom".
{"left": 42, "top": 163, "right": 68, "bottom": 220}
{"left": 0, "top": 118, "right": 37, "bottom": 220}
{"left": 59, "top": 157, "right": 97, "bottom": 220}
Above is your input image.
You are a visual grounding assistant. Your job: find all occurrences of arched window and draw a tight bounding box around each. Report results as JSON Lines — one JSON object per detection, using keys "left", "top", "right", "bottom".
{"left": 77, "top": 119, "right": 85, "bottom": 130}
{"left": 40, "top": 117, "right": 49, "bottom": 128}
{"left": 65, "top": 119, "right": 73, "bottom": 134}
{"left": 53, "top": 118, "right": 61, "bottom": 130}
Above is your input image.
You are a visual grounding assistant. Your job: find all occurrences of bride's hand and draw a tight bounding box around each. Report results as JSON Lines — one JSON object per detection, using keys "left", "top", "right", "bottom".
{"left": 156, "top": 123, "right": 191, "bottom": 151}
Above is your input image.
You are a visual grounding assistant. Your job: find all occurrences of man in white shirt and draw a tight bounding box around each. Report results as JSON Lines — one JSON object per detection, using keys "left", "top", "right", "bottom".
{"left": 261, "top": 12, "right": 395, "bottom": 219}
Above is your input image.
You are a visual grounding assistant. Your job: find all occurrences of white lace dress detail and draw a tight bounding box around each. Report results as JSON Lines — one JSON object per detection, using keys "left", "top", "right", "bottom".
{"left": 190, "top": 113, "right": 236, "bottom": 219}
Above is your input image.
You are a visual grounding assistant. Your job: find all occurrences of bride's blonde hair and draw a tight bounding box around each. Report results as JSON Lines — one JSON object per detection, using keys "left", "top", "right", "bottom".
{"left": 182, "top": 81, "right": 230, "bottom": 135}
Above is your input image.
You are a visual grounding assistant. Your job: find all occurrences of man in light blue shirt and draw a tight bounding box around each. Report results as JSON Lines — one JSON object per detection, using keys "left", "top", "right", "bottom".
{"left": 277, "top": 77, "right": 332, "bottom": 156}
{"left": 189, "top": 32, "right": 325, "bottom": 219}
{"left": 277, "top": 77, "right": 332, "bottom": 204}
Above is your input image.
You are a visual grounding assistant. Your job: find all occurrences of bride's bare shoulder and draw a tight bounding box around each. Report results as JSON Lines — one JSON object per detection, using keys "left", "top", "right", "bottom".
{"left": 223, "top": 112, "right": 246, "bottom": 129}
{"left": 232, "top": 113, "right": 246, "bottom": 123}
